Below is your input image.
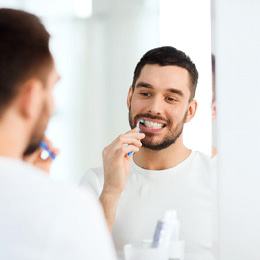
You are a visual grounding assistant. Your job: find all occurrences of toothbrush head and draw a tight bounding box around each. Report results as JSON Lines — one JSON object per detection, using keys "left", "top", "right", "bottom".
{"left": 139, "top": 119, "right": 145, "bottom": 125}
{"left": 137, "top": 119, "right": 144, "bottom": 133}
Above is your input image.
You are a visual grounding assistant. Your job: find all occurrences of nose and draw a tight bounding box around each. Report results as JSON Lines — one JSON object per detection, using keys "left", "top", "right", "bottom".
{"left": 147, "top": 95, "right": 163, "bottom": 115}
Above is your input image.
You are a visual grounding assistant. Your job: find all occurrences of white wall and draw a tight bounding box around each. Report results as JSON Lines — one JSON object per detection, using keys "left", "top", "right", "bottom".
{"left": 215, "top": 0, "right": 260, "bottom": 259}
{"left": 160, "top": 0, "right": 212, "bottom": 155}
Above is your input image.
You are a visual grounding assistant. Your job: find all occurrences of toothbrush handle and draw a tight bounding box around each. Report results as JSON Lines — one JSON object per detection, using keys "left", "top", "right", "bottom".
{"left": 127, "top": 151, "right": 134, "bottom": 157}
{"left": 39, "top": 141, "right": 56, "bottom": 160}
{"left": 127, "top": 120, "right": 143, "bottom": 157}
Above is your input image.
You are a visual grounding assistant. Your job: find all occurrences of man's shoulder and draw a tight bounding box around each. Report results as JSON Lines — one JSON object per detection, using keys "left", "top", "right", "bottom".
{"left": 0, "top": 159, "right": 116, "bottom": 260}
{"left": 191, "top": 151, "right": 217, "bottom": 189}
{"left": 0, "top": 157, "right": 103, "bottom": 231}
{"left": 82, "top": 166, "right": 104, "bottom": 181}
{"left": 192, "top": 151, "right": 215, "bottom": 168}
{"left": 0, "top": 157, "right": 97, "bottom": 211}
{"left": 80, "top": 166, "right": 104, "bottom": 196}
{"left": 86, "top": 166, "right": 104, "bottom": 176}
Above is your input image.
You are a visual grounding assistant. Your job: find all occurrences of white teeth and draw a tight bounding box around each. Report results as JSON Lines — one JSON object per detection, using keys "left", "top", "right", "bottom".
{"left": 143, "top": 120, "right": 163, "bottom": 129}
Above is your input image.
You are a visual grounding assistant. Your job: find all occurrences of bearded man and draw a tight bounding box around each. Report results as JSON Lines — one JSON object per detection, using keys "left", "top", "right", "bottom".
{"left": 81, "top": 46, "right": 217, "bottom": 260}
{"left": 0, "top": 8, "right": 116, "bottom": 260}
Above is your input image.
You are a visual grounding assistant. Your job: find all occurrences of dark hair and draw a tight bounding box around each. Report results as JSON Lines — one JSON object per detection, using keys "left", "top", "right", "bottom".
{"left": 0, "top": 8, "right": 52, "bottom": 113}
{"left": 132, "top": 46, "right": 198, "bottom": 100}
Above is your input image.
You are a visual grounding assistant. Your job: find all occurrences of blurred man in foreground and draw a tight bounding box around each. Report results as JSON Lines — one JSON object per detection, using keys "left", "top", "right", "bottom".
{"left": 0, "top": 8, "right": 116, "bottom": 260}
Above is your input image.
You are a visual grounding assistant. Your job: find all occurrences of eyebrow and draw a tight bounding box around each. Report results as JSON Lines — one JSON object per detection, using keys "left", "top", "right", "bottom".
{"left": 136, "top": 81, "right": 184, "bottom": 97}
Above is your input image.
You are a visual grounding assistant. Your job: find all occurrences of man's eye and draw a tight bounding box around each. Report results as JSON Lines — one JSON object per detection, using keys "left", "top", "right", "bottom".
{"left": 140, "top": 92, "right": 151, "bottom": 97}
{"left": 166, "top": 96, "right": 177, "bottom": 103}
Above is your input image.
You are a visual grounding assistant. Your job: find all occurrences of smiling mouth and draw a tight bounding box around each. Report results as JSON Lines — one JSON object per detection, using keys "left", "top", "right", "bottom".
{"left": 139, "top": 119, "right": 167, "bottom": 130}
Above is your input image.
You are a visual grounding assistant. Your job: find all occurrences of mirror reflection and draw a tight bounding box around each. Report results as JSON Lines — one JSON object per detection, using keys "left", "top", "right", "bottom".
{"left": 0, "top": 1, "right": 216, "bottom": 260}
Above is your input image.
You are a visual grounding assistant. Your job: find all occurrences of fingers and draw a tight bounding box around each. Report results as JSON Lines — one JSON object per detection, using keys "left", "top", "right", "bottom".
{"left": 40, "top": 137, "right": 59, "bottom": 160}
{"left": 122, "top": 145, "right": 140, "bottom": 156}
{"left": 116, "top": 136, "right": 143, "bottom": 147}
{"left": 104, "top": 130, "right": 146, "bottom": 159}
{"left": 47, "top": 147, "right": 59, "bottom": 158}
{"left": 112, "top": 130, "right": 145, "bottom": 145}
{"left": 111, "top": 134, "right": 144, "bottom": 152}
{"left": 123, "top": 128, "right": 145, "bottom": 139}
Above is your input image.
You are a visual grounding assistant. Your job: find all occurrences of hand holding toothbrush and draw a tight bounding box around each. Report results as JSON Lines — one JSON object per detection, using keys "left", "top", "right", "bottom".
{"left": 23, "top": 137, "right": 59, "bottom": 174}
{"left": 100, "top": 122, "right": 145, "bottom": 230}
{"left": 102, "top": 124, "right": 144, "bottom": 194}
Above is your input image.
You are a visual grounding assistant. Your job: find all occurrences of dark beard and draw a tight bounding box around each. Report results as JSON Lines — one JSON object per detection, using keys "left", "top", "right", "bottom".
{"left": 141, "top": 126, "right": 183, "bottom": 150}
{"left": 23, "top": 142, "right": 41, "bottom": 157}
{"left": 128, "top": 111, "right": 185, "bottom": 151}
{"left": 23, "top": 104, "right": 47, "bottom": 157}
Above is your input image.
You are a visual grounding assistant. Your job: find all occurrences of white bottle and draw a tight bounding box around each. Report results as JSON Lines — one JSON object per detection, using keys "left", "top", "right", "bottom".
{"left": 152, "top": 210, "right": 179, "bottom": 248}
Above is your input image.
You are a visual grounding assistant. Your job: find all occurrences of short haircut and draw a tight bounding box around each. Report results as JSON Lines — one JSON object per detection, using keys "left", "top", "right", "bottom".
{"left": 0, "top": 8, "right": 52, "bottom": 113}
{"left": 131, "top": 46, "right": 198, "bottom": 100}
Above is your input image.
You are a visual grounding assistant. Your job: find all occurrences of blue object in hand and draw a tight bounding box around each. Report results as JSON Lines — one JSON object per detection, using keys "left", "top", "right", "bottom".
{"left": 128, "top": 119, "right": 144, "bottom": 157}
{"left": 39, "top": 141, "right": 56, "bottom": 160}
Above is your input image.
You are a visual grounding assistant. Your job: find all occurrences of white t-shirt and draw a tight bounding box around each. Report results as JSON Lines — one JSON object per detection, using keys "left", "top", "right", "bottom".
{"left": 81, "top": 151, "right": 217, "bottom": 260}
{"left": 0, "top": 156, "right": 116, "bottom": 260}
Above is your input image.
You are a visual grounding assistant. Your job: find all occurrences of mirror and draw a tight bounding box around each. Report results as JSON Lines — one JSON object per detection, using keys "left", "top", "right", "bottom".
{"left": 0, "top": 1, "right": 216, "bottom": 260}
{"left": 0, "top": 0, "right": 213, "bottom": 183}
{"left": 0, "top": 0, "right": 213, "bottom": 180}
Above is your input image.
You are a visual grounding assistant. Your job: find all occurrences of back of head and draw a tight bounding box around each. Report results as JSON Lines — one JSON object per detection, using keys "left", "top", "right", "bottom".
{"left": 0, "top": 8, "right": 52, "bottom": 115}
{"left": 132, "top": 46, "right": 198, "bottom": 100}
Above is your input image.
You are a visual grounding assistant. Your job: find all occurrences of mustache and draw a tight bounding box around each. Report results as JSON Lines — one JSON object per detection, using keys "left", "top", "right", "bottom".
{"left": 134, "top": 113, "right": 170, "bottom": 125}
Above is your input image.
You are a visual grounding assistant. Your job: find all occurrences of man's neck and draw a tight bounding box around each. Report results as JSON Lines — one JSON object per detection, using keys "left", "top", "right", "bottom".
{"left": 133, "top": 136, "right": 192, "bottom": 170}
{"left": 0, "top": 116, "right": 26, "bottom": 159}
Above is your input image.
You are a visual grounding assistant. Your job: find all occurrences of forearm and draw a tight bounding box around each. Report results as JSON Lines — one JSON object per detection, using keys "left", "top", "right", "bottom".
{"left": 100, "top": 129, "right": 143, "bottom": 231}
{"left": 99, "top": 190, "right": 121, "bottom": 231}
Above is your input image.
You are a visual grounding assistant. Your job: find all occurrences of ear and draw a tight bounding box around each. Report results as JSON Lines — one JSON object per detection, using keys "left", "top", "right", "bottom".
{"left": 184, "top": 99, "right": 197, "bottom": 123}
{"left": 127, "top": 87, "right": 134, "bottom": 109}
{"left": 18, "top": 79, "right": 43, "bottom": 120}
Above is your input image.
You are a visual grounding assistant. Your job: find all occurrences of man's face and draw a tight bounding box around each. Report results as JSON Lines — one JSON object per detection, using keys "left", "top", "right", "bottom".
{"left": 128, "top": 64, "right": 196, "bottom": 150}
{"left": 23, "top": 64, "right": 60, "bottom": 156}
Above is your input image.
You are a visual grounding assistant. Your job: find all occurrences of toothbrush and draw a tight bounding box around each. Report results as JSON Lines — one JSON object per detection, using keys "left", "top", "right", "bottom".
{"left": 39, "top": 141, "right": 56, "bottom": 160}
{"left": 127, "top": 119, "right": 144, "bottom": 157}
